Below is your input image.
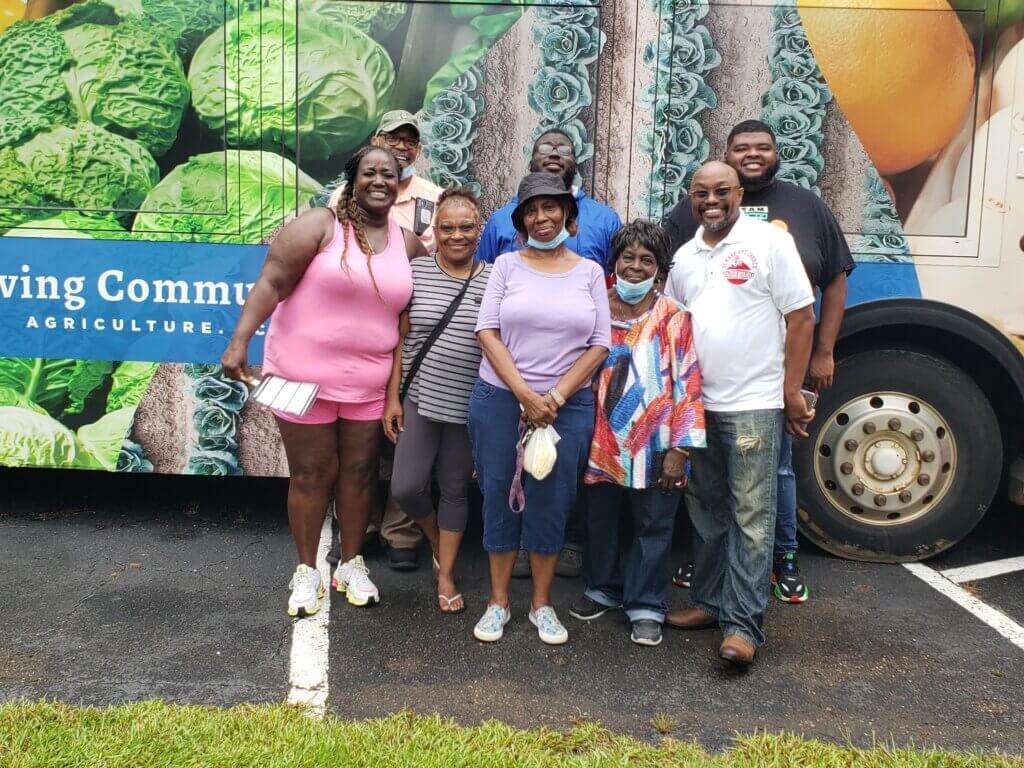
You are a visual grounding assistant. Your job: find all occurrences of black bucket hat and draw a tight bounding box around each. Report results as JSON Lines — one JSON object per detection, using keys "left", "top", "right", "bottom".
{"left": 511, "top": 172, "right": 578, "bottom": 234}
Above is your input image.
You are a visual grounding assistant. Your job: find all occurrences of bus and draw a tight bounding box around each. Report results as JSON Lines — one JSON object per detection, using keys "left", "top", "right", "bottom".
{"left": 1, "top": 0, "right": 1021, "bottom": 562}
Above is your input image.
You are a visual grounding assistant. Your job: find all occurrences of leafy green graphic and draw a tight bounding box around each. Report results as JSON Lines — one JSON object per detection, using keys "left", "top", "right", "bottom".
{"left": 189, "top": 9, "right": 396, "bottom": 162}
{"left": 14, "top": 123, "right": 159, "bottom": 218}
{"left": 132, "top": 150, "right": 319, "bottom": 244}
{"left": 0, "top": 356, "right": 156, "bottom": 470}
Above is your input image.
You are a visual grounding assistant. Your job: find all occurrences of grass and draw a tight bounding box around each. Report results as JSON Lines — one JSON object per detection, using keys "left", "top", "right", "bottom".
{"left": 0, "top": 701, "right": 1020, "bottom": 768}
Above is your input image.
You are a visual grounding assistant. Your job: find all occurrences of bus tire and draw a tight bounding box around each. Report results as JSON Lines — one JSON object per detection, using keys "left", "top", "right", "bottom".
{"left": 794, "top": 348, "right": 1001, "bottom": 563}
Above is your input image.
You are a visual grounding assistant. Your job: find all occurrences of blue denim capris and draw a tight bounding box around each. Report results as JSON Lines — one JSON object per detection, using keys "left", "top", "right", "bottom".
{"left": 467, "top": 378, "right": 595, "bottom": 555}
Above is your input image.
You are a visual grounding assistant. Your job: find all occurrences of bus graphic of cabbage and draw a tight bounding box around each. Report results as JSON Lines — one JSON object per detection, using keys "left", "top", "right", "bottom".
{"left": 132, "top": 150, "right": 319, "bottom": 244}
{"left": 188, "top": 9, "right": 395, "bottom": 162}
{"left": 0, "top": 0, "right": 190, "bottom": 158}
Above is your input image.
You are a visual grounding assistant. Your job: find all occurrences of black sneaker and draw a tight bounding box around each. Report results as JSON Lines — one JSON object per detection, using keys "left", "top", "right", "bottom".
{"left": 386, "top": 546, "right": 418, "bottom": 572}
{"left": 673, "top": 563, "right": 692, "bottom": 589}
{"left": 511, "top": 549, "right": 531, "bottom": 579}
{"left": 569, "top": 595, "right": 619, "bottom": 621}
{"left": 772, "top": 552, "right": 809, "bottom": 603}
{"left": 555, "top": 545, "right": 583, "bottom": 578}
{"left": 631, "top": 619, "right": 662, "bottom": 647}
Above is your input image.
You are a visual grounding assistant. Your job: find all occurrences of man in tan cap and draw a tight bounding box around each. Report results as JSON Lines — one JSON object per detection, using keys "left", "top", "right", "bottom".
{"left": 322, "top": 109, "right": 443, "bottom": 254}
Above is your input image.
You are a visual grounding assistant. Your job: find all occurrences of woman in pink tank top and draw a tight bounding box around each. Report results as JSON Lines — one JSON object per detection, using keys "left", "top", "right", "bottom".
{"left": 221, "top": 146, "right": 423, "bottom": 617}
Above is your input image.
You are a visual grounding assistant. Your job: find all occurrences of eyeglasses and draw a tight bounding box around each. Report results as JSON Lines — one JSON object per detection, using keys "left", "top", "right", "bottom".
{"left": 380, "top": 133, "right": 420, "bottom": 150}
{"left": 690, "top": 186, "right": 740, "bottom": 201}
{"left": 536, "top": 143, "right": 574, "bottom": 158}
{"left": 436, "top": 223, "right": 479, "bottom": 236}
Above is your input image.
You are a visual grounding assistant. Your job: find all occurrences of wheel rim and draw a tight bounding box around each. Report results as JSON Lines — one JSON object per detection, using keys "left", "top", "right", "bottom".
{"left": 812, "top": 391, "right": 957, "bottom": 527}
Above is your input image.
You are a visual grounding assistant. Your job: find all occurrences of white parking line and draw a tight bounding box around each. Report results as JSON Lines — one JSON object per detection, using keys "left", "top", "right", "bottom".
{"left": 286, "top": 515, "right": 332, "bottom": 716}
{"left": 939, "top": 556, "right": 1024, "bottom": 584}
{"left": 903, "top": 563, "right": 1024, "bottom": 653}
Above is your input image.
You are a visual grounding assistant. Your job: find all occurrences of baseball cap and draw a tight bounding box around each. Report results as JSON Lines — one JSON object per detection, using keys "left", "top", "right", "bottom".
{"left": 376, "top": 109, "right": 419, "bottom": 137}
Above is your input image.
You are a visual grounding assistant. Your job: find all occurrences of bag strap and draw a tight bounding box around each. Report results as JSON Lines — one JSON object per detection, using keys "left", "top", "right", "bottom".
{"left": 400, "top": 264, "right": 476, "bottom": 403}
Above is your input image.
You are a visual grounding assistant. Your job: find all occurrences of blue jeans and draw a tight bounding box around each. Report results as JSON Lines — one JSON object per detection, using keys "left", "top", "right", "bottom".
{"left": 686, "top": 409, "right": 783, "bottom": 647}
{"left": 775, "top": 431, "right": 798, "bottom": 557}
{"left": 584, "top": 483, "right": 679, "bottom": 623}
{"left": 467, "top": 379, "right": 595, "bottom": 555}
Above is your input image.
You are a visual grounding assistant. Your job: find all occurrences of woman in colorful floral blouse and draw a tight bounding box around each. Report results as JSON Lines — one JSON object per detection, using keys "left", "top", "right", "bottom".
{"left": 569, "top": 220, "right": 706, "bottom": 648}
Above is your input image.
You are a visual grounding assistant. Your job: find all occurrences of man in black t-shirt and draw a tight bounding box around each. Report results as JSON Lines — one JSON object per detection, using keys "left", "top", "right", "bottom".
{"left": 664, "top": 119, "right": 855, "bottom": 605}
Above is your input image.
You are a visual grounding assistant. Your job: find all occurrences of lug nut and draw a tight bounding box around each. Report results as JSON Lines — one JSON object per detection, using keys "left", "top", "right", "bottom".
{"left": 873, "top": 494, "right": 887, "bottom": 507}
{"left": 844, "top": 439, "right": 858, "bottom": 451}
{"left": 910, "top": 429, "right": 924, "bottom": 442}
{"left": 851, "top": 483, "right": 865, "bottom": 496}
{"left": 840, "top": 462, "right": 854, "bottom": 475}
{"left": 918, "top": 473, "right": 930, "bottom": 486}
{"left": 863, "top": 422, "right": 877, "bottom": 435}
{"left": 898, "top": 490, "right": 912, "bottom": 503}
{"left": 921, "top": 450, "right": 935, "bottom": 462}
{"left": 888, "top": 418, "right": 902, "bottom": 431}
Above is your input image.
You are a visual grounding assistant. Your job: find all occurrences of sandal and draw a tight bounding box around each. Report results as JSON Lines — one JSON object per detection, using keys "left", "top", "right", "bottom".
{"left": 438, "top": 592, "right": 465, "bottom": 614}
{"left": 431, "top": 551, "right": 440, "bottom": 575}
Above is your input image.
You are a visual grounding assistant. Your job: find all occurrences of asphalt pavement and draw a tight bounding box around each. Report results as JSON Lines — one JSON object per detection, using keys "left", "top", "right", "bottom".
{"left": 1, "top": 468, "right": 1022, "bottom": 753}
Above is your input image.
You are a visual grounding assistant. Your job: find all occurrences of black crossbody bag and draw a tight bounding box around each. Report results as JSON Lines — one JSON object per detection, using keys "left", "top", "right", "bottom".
{"left": 400, "top": 266, "right": 477, "bottom": 403}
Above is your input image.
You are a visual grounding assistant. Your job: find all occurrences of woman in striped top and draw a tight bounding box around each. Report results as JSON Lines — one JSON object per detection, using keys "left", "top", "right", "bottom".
{"left": 383, "top": 187, "right": 491, "bottom": 614}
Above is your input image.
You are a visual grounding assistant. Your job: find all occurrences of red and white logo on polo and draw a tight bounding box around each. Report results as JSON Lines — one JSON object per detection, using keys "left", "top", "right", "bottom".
{"left": 722, "top": 250, "right": 757, "bottom": 285}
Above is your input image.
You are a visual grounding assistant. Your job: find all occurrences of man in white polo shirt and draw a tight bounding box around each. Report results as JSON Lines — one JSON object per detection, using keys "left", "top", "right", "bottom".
{"left": 663, "top": 161, "right": 815, "bottom": 669}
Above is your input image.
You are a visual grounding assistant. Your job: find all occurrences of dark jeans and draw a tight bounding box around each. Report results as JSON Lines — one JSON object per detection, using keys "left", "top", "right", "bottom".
{"left": 391, "top": 397, "right": 474, "bottom": 533}
{"left": 775, "top": 431, "right": 798, "bottom": 556}
{"left": 468, "top": 379, "right": 595, "bottom": 555}
{"left": 687, "top": 409, "right": 782, "bottom": 647}
{"left": 564, "top": 489, "right": 588, "bottom": 550}
{"left": 584, "top": 483, "right": 679, "bottom": 623}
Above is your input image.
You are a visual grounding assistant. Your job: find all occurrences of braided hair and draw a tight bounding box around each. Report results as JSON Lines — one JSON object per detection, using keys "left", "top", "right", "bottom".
{"left": 334, "top": 145, "right": 400, "bottom": 300}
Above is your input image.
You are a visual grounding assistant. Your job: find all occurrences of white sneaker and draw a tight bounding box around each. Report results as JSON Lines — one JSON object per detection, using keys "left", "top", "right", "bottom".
{"left": 473, "top": 603, "right": 511, "bottom": 642}
{"left": 529, "top": 605, "right": 568, "bottom": 645}
{"left": 287, "top": 564, "right": 325, "bottom": 617}
{"left": 334, "top": 555, "right": 380, "bottom": 606}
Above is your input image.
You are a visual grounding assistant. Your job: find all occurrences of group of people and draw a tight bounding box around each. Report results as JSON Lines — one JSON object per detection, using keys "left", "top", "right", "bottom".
{"left": 222, "top": 109, "right": 853, "bottom": 669}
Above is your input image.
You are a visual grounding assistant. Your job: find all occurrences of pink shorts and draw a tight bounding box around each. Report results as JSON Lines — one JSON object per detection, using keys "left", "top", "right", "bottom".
{"left": 272, "top": 397, "right": 384, "bottom": 424}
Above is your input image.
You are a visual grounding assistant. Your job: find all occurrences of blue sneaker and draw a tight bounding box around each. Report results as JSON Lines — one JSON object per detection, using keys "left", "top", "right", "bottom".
{"left": 529, "top": 605, "right": 568, "bottom": 645}
{"left": 473, "top": 604, "right": 511, "bottom": 642}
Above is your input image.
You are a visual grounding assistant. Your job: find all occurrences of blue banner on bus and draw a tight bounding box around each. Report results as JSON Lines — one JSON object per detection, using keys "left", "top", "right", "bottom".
{"left": 0, "top": 239, "right": 267, "bottom": 364}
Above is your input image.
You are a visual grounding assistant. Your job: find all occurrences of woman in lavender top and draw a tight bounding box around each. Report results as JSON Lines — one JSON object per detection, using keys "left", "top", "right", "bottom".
{"left": 468, "top": 172, "right": 611, "bottom": 646}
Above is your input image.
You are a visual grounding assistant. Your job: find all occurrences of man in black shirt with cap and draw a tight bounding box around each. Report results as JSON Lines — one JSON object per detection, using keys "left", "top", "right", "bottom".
{"left": 663, "top": 119, "right": 855, "bottom": 605}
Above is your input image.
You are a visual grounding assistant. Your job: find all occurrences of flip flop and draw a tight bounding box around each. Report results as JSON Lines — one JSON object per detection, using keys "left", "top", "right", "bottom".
{"left": 432, "top": 552, "right": 440, "bottom": 574}
{"left": 438, "top": 593, "right": 465, "bottom": 614}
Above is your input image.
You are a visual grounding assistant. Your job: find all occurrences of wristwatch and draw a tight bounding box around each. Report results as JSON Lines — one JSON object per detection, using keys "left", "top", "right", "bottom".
{"left": 547, "top": 387, "right": 566, "bottom": 407}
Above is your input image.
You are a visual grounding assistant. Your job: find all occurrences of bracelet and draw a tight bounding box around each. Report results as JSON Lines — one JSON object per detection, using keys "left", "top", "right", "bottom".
{"left": 547, "top": 387, "right": 566, "bottom": 407}
{"left": 669, "top": 447, "right": 689, "bottom": 455}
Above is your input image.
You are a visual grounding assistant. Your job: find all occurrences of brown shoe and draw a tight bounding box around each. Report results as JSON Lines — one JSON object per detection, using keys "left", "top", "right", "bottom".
{"left": 718, "top": 634, "right": 756, "bottom": 668}
{"left": 665, "top": 606, "right": 716, "bottom": 630}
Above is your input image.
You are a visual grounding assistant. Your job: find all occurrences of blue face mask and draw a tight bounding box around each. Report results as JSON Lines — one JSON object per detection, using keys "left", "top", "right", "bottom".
{"left": 615, "top": 275, "right": 656, "bottom": 305}
{"left": 400, "top": 165, "right": 416, "bottom": 181}
{"left": 527, "top": 227, "right": 570, "bottom": 250}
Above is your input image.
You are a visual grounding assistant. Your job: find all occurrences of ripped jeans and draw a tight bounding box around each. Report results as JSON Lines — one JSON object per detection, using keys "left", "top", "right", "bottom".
{"left": 685, "top": 409, "right": 783, "bottom": 647}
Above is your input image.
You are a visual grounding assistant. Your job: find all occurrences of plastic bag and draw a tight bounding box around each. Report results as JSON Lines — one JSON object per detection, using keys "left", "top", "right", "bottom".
{"left": 523, "top": 424, "right": 560, "bottom": 480}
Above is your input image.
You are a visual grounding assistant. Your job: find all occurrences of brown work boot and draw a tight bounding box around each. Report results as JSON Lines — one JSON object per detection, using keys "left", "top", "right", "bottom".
{"left": 665, "top": 606, "right": 716, "bottom": 630}
{"left": 719, "top": 634, "right": 756, "bottom": 668}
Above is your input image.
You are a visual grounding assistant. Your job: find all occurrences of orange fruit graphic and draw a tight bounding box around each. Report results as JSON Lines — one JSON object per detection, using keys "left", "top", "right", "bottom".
{"left": 797, "top": 0, "right": 976, "bottom": 175}
{"left": 0, "top": 0, "right": 25, "bottom": 32}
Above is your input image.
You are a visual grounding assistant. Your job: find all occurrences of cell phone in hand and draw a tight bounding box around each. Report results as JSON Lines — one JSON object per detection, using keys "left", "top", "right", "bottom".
{"left": 800, "top": 388, "right": 818, "bottom": 410}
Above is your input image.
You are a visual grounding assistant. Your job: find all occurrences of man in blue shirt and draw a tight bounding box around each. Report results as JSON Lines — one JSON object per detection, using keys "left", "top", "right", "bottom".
{"left": 476, "top": 129, "right": 621, "bottom": 272}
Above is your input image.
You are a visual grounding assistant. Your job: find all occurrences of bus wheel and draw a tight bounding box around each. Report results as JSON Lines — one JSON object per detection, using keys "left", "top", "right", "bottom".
{"left": 794, "top": 349, "right": 1001, "bottom": 563}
